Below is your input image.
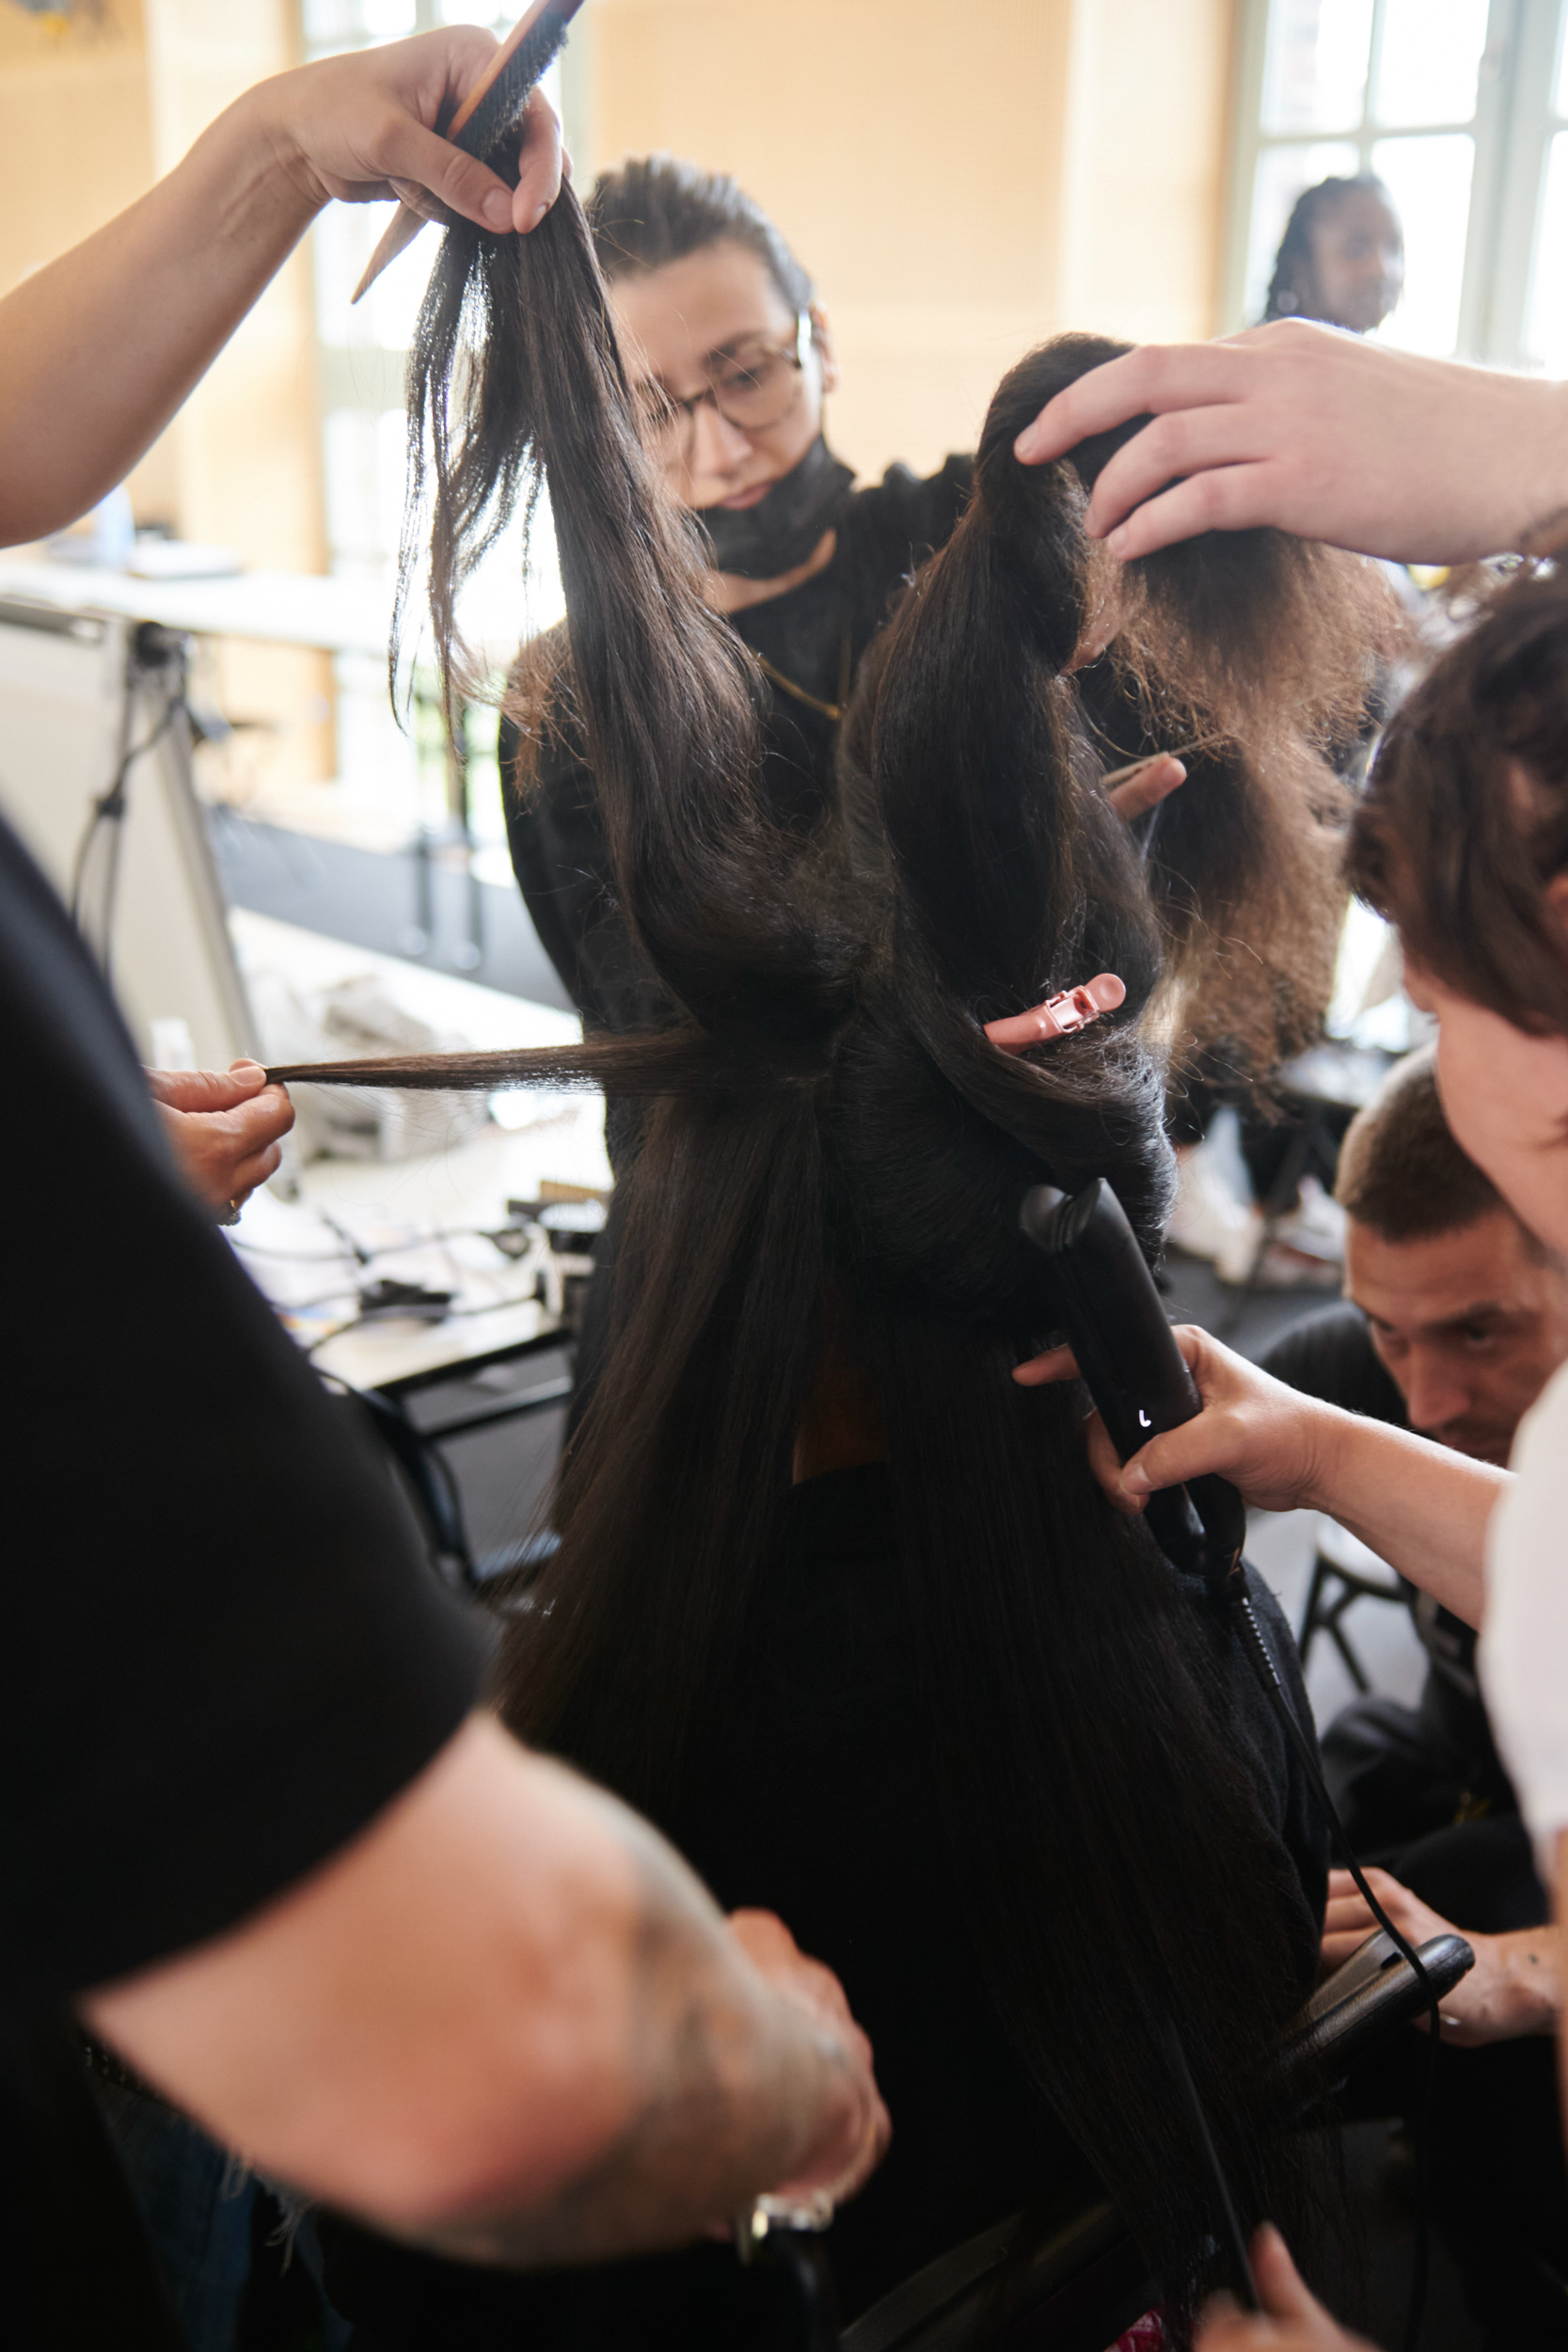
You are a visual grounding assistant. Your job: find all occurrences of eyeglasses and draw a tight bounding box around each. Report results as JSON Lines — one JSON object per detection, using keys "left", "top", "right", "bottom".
{"left": 633, "top": 313, "right": 814, "bottom": 463}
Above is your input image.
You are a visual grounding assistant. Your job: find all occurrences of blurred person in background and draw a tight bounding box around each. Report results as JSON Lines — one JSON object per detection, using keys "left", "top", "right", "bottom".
{"left": 1264, "top": 174, "right": 1406, "bottom": 335}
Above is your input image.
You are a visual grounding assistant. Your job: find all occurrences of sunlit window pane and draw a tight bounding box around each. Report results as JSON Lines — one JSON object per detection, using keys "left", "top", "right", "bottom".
{"left": 1373, "top": 0, "right": 1489, "bottom": 128}
{"left": 313, "top": 204, "right": 438, "bottom": 352}
{"left": 1556, "top": 12, "right": 1568, "bottom": 118}
{"left": 1369, "top": 134, "right": 1474, "bottom": 356}
{"left": 1245, "top": 139, "right": 1362, "bottom": 319}
{"left": 1526, "top": 130, "right": 1568, "bottom": 372}
{"left": 1261, "top": 0, "right": 1375, "bottom": 134}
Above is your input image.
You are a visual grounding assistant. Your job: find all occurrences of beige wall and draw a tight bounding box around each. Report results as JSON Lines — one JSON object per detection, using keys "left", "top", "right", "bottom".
{"left": 580, "top": 0, "right": 1237, "bottom": 485}
{"left": 0, "top": 0, "right": 328, "bottom": 780}
{"left": 0, "top": 0, "right": 163, "bottom": 500}
{"left": 142, "top": 0, "right": 331, "bottom": 781}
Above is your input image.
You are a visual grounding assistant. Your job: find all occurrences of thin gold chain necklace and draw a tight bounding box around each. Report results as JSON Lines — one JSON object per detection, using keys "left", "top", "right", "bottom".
{"left": 751, "top": 620, "right": 854, "bottom": 725}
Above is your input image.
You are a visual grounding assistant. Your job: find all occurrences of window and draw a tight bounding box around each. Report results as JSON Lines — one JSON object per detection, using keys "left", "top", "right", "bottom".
{"left": 1227, "top": 0, "right": 1568, "bottom": 369}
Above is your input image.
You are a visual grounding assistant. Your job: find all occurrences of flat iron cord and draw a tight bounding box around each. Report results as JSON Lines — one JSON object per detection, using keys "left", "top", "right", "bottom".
{"left": 1227, "top": 1574, "right": 1438, "bottom": 2352}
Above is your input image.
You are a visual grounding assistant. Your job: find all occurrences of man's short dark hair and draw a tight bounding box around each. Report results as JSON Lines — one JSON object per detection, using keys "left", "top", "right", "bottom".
{"left": 1336, "top": 1046, "right": 1504, "bottom": 1242}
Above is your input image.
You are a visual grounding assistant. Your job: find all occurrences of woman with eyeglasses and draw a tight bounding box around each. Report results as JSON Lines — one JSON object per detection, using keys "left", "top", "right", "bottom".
{"left": 501, "top": 154, "right": 985, "bottom": 1041}
{"left": 501, "top": 159, "right": 1187, "bottom": 1431}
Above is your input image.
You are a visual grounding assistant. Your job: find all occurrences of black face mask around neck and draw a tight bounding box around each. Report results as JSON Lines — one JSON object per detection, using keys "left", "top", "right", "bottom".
{"left": 691, "top": 435, "right": 856, "bottom": 581}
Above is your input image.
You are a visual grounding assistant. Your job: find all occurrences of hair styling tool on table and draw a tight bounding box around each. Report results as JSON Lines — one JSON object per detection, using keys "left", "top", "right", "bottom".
{"left": 1020, "top": 1177, "right": 1459, "bottom": 2346}
{"left": 352, "top": 0, "right": 586, "bottom": 304}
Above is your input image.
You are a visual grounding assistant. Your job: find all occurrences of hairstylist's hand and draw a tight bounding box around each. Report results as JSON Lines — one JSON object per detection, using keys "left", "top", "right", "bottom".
{"left": 1322, "top": 1867, "right": 1559, "bottom": 2046}
{"left": 1013, "top": 320, "right": 1568, "bottom": 567}
{"left": 1198, "top": 2225, "right": 1378, "bottom": 2351}
{"left": 1103, "top": 754, "right": 1186, "bottom": 823}
{"left": 726, "top": 1910, "right": 890, "bottom": 2209}
{"left": 1013, "top": 1323, "right": 1334, "bottom": 1517}
{"left": 149, "top": 1061, "right": 293, "bottom": 1218}
{"left": 253, "top": 28, "right": 565, "bottom": 237}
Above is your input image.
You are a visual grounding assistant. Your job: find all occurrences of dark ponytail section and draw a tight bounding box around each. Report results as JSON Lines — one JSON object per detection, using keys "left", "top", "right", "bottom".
{"left": 401, "top": 191, "right": 852, "bottom": 1047}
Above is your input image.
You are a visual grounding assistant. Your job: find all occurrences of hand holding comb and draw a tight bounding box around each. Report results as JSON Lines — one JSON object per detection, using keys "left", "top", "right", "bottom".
{"left": 353, "top": 0, "right": 584, "bottom": 304}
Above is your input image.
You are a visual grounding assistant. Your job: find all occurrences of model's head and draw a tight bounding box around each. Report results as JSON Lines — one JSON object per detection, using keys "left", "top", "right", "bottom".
{"left": 586, "top": 155, "right": 835, "bottom": 515}
{"left": 1264, "top": 173, "right": 1404, "bottom": 333}
{"left": 1336, "top": 1048, "right": 1568, "bottom": 1463}
{"left": 1348, "top": 572, "right": 1568, "bottom": 1264}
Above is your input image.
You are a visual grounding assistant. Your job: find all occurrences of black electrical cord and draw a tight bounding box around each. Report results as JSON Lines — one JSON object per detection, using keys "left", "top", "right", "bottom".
{"left": 1159, "top": 2010, "right": 1260, "bottom": 2308}
{"left": 1229, "top": 1575, "right": 1440, "bottom": 2352}
{"left": 69, "top": 666, "right": 186, "bottom": 975}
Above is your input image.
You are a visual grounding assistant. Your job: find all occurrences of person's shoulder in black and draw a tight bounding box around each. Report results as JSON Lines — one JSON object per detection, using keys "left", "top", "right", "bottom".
{"left": 1260, "top": 1298, "right": 1408, "bottom": 1427}
{"left": 834, "top": 453, "right": 974, "bottom": 589}
{"left": 0, "top": 817, "right": 481, "bottom": 2009}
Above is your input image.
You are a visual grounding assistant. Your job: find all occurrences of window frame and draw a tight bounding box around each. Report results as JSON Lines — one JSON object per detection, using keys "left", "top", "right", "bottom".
{"left": 1223, "top": 0, "right": 1568, "bottom": 367}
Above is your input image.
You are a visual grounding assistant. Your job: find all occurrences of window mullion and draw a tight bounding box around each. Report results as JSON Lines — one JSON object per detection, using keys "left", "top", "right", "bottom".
{"left": 1364, "top": 0, "right": 1392, "bottom": 138}
{"left": 1220, "top": 0, "right": 1274, "bottom": 330}
{"left": 1477, "top": 0, "right": 1564, "bottom": 361}
{"left": 1451, "top": 0, "right": 1523, "bottom": 358}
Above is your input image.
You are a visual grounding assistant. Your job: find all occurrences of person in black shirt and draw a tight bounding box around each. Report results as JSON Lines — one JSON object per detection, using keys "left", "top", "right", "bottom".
{"left": 0, "top": 37, "right": 887, "bottom": 2344}
{"left": 1261, "top": 1048, "right": 1568, "bottom": 2343}
{"left": 1262, "top": 1046, "right": 1568, "bottom": 1893}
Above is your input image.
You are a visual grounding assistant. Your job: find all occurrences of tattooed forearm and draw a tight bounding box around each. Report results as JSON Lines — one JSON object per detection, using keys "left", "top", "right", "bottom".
{"left": 411, "top": 1840, "right": 864, "bottom": 2267}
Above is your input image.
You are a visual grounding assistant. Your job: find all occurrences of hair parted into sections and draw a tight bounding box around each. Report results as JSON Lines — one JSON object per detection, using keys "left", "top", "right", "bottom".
{"left": 1263, "top": 172, "right": 1395, "bottom": 322}
{"left": 1335, "top": 1046, "right": 1506, "bottom": 1243}
{"left": 840, "top": 333, "right": 1389, "bottom": 1093}
{"left": 1349, "top": 567, "right": 1568, "bottom": 1038}
{"left": 309, "top": 223, "right": 1370, "bottom": 2305}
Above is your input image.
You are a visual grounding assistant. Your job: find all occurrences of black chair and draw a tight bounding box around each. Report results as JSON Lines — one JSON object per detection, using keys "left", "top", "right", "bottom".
{"left": 777, "top": 1928, "right": 1475, "bottom": 2352}
{"left": 1296, "top": 1518, "right": 1407, "bottom": 1694}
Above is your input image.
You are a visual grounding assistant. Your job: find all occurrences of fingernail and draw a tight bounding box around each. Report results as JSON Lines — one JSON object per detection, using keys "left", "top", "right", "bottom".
{"left": 231, "top": 1059, "right": 266, "bottom": 1085}
{"left": 1123, "top": 1463, "right": 1150, "bottom": 1497}
{"left": 1103, "top": 525, "right": 1129, "bottom": 558}
{"left": 483, "top": 188, "right": 512, "bottom": 230}
{"left": 1013, "top": 428, "right": 1038, "bottom": 463}
{"left": 531, "top": 199, "right": 550, "bottom": 230}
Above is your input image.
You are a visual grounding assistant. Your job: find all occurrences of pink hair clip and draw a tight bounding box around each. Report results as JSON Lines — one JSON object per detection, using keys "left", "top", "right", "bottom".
{"left": 984, "top": 972, "right": 1126, "bottom": 1055}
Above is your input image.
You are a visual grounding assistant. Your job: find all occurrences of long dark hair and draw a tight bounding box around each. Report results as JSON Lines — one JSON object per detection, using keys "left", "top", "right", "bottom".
{"left": 317, "top": 200, "right": 1388, "bottom": 2305}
